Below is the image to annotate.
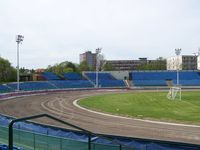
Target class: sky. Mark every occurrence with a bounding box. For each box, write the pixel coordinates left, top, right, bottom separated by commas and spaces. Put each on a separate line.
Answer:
0, 0, 200, 69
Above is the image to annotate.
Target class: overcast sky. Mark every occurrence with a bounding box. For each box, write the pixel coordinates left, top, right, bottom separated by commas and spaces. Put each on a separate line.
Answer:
1, 0, 200, 69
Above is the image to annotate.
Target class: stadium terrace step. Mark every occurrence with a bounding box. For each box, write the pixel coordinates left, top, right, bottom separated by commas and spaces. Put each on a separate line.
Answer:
132, 71, 200, 86
42, 72, 61, 80
85, 73, 125, 87
50, 80, 94, 89
0, 85, 13, 93
0, 144, 24, 150
63, 72, 83, 80
6, 82, 55, 91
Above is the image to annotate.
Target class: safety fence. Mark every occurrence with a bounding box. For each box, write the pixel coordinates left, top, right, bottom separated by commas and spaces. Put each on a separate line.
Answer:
0, 96, 200, 150
1, 120, 200, 150
0, 125, 132, 150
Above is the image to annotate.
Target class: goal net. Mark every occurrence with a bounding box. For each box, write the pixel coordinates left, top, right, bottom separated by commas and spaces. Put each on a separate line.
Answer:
167, 86, 181, 100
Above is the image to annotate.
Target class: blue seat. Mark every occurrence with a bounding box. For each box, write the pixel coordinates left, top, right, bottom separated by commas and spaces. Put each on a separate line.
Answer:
50, 80, 93, 89
132, 71, 200, 86
0, 85, 13, 93
7, 82, 55, 91
173, 79, 200, 86
134, 80, 167, 86
85, 73, 125, 87
132, 72, 176, 80
0, 144, 24, 150
98, 79, 125, 87
42, 72, 60, 80
63, 73, 83, 80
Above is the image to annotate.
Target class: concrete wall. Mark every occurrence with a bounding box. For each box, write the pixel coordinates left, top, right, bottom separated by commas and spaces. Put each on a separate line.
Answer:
167, 56, 182, 70
107, 71, 129, 80
83, 71, 129, 80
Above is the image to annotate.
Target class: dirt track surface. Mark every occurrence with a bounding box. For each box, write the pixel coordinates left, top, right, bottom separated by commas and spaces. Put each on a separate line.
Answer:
0, 89, 200, 144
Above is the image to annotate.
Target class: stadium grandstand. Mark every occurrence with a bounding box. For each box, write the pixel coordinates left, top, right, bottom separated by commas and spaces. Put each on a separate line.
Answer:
7, 81, 55, 91
50, 80, 93, 89
0, 72, 127, 93
84, 72, 126, 87
1, 71, 200, 93
63, 72, 83, 80
131, 71, 200, 86
1, 71, 200, 150
42, 72, 61, 80
0, 85, 13, 93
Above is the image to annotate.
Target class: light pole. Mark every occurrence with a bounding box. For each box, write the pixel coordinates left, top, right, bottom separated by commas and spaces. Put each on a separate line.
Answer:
175, 48, 181, 86
96, 48, 101, 88
16, 35, 24, 91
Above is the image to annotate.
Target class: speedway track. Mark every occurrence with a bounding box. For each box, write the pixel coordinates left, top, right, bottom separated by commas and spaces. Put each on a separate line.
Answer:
0, 89, 199, 144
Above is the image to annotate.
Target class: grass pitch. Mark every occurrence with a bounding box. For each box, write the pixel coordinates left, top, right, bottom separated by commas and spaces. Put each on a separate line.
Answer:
79, 91, 200, 124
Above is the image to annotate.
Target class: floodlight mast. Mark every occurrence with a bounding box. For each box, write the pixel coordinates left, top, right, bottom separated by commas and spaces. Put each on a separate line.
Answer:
16, 35, 24, 91
96, 48, 102, 88
175, 48, 181, 86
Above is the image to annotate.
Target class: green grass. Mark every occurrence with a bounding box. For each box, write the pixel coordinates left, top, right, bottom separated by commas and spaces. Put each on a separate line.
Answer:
78, 91, 200, 124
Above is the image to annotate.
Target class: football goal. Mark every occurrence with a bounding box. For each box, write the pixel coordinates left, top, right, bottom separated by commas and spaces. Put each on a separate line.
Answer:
167, 86, 181, 100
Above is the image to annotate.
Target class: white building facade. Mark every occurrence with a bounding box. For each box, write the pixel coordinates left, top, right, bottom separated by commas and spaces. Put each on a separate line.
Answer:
80, 51, 96, 69
197, 56, 200, 70
167, 55, 197, 70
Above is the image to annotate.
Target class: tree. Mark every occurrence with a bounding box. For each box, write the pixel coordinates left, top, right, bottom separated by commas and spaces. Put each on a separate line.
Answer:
155, 57, 166, 70
60, 61, 78, 72
46, 61, 78, 75
137, 57, 166, 70
0, 57, 16, 83
103, 62, 114, 71
78, 61, 90, 72
19, 67, 35, 75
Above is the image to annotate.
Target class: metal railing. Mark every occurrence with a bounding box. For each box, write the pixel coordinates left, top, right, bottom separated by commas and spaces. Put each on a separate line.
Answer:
8, 114, 133, 150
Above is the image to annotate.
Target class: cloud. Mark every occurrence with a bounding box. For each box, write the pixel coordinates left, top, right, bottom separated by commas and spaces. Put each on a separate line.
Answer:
0, 0, 200, 69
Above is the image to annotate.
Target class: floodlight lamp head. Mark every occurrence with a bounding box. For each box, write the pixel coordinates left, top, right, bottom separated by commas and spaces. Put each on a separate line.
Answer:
16, 35, 24, 43
175, 48, 181, 56
96, 48, 102, 54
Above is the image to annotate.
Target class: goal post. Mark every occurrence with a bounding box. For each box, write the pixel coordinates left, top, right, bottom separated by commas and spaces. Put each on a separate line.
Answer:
167, 86, 181, 100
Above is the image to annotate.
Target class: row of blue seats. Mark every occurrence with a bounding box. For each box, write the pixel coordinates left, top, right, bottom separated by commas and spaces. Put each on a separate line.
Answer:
85, 73, 125, 87
7, 82, 55, 91
50, 79, 125, 88
179, 72, 200, 80
42, 72, 61, 80
0, 79, 125, 93
133, 79, 200, 86
0, 144, 24, 150
132, 71, 200, 86
63, 73, 83, 80
42, 72, 84, 80
96, 80, 126, 87
132, 71, 200, 80
6, 80, 93, 91
50, 80, 93, 89
173, 80, 200, 86
134, 80, 167, 86
0, 85, 13, 93
132, 72, 176, 80
85, 73, 116, 81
